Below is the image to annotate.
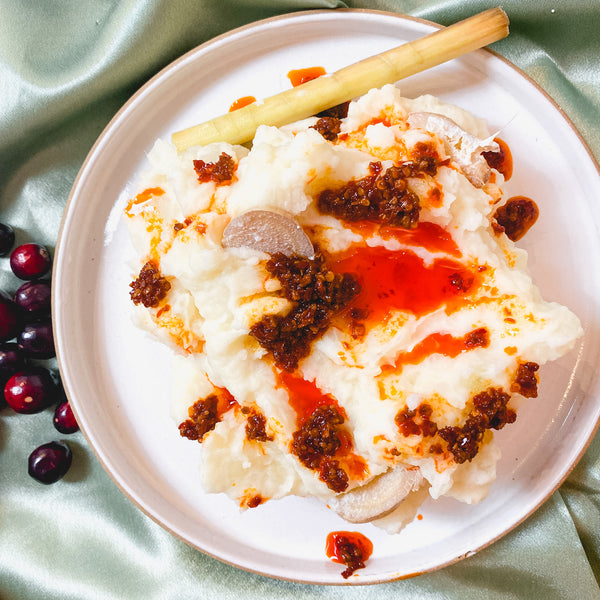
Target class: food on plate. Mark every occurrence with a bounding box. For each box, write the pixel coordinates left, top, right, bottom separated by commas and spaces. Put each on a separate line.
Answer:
124, 84, 582, 533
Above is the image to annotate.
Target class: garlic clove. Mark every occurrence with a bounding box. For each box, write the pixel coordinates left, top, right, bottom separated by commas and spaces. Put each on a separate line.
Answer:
328, 464, 423, 523
407, 111, 499, 188
222, 210, 314, 258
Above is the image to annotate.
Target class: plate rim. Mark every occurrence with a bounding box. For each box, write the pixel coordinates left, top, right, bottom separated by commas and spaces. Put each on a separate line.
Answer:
52, 7, 600, 585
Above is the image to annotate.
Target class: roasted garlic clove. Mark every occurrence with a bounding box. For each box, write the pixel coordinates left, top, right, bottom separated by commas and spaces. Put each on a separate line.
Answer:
328, 464, 424, 523
222, 210, 314, 258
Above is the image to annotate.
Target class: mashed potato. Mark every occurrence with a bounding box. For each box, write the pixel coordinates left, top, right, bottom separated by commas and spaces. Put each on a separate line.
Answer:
124, 85, 582, 531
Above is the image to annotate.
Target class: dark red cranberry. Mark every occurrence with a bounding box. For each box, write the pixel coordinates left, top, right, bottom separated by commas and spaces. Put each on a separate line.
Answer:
0, 343, 25, 406
4, 367, 56, 413
28, 441, 72, 484
0, 223, 15, 256
17, 319, 55, 359
0, 342, 26, 375
0, 291, 21, 342
10, 243, 51, 280
53, 401, 79, 434
14, 280, 51, 315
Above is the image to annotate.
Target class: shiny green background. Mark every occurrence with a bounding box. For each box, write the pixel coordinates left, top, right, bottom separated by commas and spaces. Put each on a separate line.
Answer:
1, 1, 599, 597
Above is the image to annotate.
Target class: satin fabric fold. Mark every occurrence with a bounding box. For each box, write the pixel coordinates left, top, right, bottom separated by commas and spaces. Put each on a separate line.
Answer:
1, 1, 599, 598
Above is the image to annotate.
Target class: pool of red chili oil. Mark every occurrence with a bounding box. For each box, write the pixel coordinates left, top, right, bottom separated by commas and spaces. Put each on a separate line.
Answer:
326, 531, 374, 579
329, 244, 480, 326
278, 371, 346, 425
382, 327, 490, 374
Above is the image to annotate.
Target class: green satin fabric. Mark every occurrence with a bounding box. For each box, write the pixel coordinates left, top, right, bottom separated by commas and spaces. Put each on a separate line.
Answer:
1, 1, 599, 597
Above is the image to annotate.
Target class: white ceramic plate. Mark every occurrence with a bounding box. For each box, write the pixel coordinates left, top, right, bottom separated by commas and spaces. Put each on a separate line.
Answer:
53, 10, 600, 584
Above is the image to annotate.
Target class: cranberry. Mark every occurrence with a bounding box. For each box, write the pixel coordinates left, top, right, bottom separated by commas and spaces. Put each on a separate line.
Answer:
17, 319, 55, 359
10, 243, 51, 280
4, 367, 56, 413
0, 342, 26, 375
53, 401, 79, 434
0, 343, 25, 406
0, 291, 21, 342
14, 280, 51, 315
0, 223, 15, 256
28, 441, 72, 484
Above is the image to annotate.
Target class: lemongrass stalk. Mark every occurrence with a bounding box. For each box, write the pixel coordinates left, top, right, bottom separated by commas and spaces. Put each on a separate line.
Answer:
172, 7, 509, 151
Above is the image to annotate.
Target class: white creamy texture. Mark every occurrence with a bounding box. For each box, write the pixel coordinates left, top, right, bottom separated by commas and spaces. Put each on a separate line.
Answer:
124, 84, 582, 528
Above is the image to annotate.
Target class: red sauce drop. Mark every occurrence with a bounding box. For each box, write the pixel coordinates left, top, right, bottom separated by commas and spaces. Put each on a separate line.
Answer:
366, 116, 392, 128
494, 196, 539, 242
287, 66, 326, 87
277, 371, 345, 425
330, 246, 479, 324
326, 531, 373, 578
229, 96, 256, 112
135, 187, 165, 203
483, 137, 513, 181
427, 186, 444, 208
215, 386, 239, 416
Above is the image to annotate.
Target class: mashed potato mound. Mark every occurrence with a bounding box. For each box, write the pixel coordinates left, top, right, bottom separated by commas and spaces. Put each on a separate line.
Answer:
124, 85, 582, 531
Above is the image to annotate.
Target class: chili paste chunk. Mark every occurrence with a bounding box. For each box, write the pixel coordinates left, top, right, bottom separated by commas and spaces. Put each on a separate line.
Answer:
291, 404, 349, 492
317, 158, 438, 229
129, 260, 171, 308
493, 197, 539, 242
250, 251, 359, 371
179, 395, 220, 442
193, 152, 236, 184
438, 387, 516, 464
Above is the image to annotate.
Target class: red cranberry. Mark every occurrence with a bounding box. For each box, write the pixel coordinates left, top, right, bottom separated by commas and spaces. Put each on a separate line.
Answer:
10, 243, 51, 280
53, 401, 79, 434
28, 441, 72, 484
14, 280, 51, 315
0, 343, 25, 406
0, 291, 21, 342
0, 223, 15, 256
0, 342, 26, 375
17, 319, 55, 359
4, 367, 56, 413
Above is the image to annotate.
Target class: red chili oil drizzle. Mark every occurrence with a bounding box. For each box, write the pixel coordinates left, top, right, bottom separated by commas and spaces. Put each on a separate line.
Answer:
379, 221, 462, 257
287, 66, 326, 87
347, 221, 460, 258
126, 187, 165, 212
326, 531, 373, 579
483, 137, 513, 181
277, 371, 345, 425
329, 245, 479, 325
383, 328, 489, 374
229, 96, 256, 112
